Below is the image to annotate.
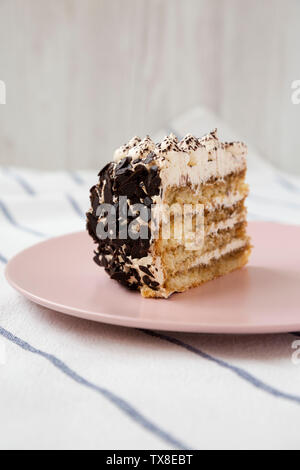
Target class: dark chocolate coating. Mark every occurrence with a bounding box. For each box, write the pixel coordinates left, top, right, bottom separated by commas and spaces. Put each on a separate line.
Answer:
86, 154, 162, 291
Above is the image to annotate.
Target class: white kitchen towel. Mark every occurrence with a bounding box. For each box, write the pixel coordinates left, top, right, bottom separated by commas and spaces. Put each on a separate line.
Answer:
0, 107, 300, 450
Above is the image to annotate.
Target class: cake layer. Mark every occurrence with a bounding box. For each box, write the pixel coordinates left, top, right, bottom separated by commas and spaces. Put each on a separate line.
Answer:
164, 245, 251, 295
205, 199, 246, 224
164, 171, 248, 206
87, 130, 251, 298
161, 224, 249, 275
141, 245, 251, 298
206, 208, 247, 233
158, 204, 247, 251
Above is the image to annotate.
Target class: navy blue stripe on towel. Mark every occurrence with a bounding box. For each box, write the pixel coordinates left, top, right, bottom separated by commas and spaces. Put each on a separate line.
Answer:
0, 200, 46, 238
69, 172, 85, 185
277, 175, 300, 194
66, 194, 86, 220
3, 168, 36, 196
0, 326, 189, 450
0, 253, 7, 264
142, 330, 300, 406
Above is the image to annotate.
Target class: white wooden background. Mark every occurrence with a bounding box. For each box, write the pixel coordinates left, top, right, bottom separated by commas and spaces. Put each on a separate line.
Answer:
0, 0, 299, 173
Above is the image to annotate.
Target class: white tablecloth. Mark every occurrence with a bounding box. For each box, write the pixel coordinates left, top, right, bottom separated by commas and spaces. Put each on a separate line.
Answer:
1, 108, 300, 450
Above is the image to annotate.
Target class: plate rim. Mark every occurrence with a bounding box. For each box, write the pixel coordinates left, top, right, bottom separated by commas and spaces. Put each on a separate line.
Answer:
5, 222, 300, 334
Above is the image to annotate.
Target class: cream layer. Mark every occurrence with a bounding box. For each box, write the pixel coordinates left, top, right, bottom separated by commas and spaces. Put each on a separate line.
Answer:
189, 238, 248, 268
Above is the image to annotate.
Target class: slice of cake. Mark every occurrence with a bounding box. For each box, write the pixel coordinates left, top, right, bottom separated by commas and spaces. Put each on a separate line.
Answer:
87, 130, 251, 298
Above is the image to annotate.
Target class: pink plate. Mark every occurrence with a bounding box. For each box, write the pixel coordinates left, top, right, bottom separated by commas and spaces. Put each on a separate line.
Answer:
5, 222, 300, 334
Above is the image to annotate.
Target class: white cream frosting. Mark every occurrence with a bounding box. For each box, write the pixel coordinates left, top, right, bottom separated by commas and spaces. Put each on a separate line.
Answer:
190, 238, 248, 268
114, 130, 247, 191
207, 212, 246, 236
205, 191, 247, 211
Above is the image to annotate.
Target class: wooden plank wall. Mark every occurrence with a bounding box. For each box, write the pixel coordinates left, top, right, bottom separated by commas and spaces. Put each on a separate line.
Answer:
0, 0, 299, 173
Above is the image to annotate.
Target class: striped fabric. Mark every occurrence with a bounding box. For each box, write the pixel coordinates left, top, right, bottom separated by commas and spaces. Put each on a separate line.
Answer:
1, 107, 300, 450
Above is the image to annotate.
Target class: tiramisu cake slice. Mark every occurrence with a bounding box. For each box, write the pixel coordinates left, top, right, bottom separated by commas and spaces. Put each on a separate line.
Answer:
87, 130, 251, 298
